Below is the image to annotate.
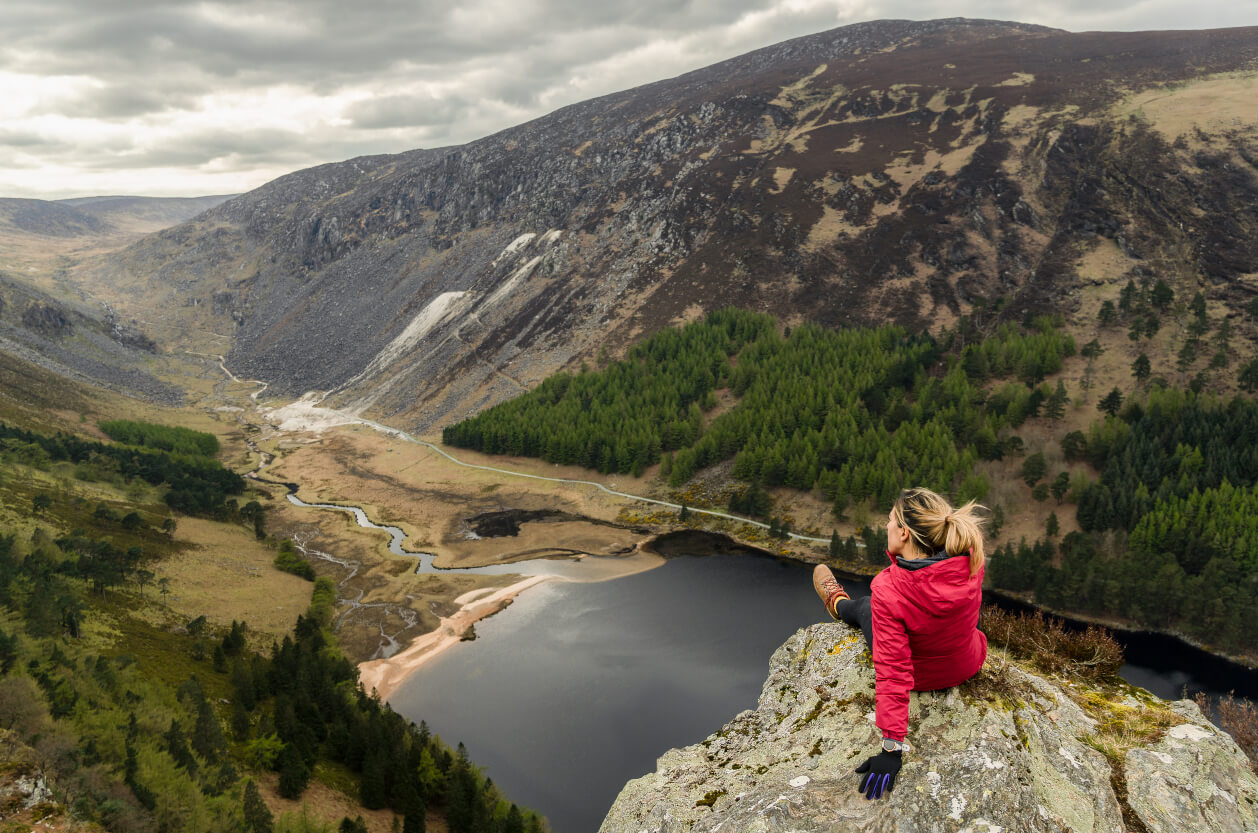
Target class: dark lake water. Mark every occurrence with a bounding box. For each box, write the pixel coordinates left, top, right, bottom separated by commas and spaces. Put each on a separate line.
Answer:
388, 552, 1257, 833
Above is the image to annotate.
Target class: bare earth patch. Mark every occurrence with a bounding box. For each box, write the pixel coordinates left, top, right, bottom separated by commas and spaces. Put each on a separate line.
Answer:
1119, 71, 1258, 140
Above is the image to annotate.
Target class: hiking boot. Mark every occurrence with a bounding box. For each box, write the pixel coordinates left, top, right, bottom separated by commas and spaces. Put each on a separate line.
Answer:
813, 564, 849, 620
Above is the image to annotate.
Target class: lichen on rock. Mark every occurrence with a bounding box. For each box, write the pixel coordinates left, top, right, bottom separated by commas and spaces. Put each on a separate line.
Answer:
599, 622, 1258, 833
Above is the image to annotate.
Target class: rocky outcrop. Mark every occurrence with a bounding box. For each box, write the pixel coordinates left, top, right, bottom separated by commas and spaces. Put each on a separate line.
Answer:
600, 623, 1258, 832
0, 274, 181, 404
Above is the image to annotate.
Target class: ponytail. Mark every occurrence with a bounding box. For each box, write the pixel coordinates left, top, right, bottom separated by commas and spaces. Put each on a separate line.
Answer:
944, 500, 987, 576
893, 489, 987, 576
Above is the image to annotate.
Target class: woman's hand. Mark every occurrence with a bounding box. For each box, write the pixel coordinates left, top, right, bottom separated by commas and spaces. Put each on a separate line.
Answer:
854, 749, 902, 799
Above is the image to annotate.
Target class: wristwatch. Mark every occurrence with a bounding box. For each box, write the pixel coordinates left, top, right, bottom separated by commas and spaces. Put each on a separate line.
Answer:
882, 738, 911, 754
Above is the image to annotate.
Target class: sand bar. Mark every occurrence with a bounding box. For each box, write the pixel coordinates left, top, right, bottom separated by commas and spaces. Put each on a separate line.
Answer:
358, 575, 551, 699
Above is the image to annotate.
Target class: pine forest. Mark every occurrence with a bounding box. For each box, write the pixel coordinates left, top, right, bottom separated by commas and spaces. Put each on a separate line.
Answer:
446, 307, 1258, 654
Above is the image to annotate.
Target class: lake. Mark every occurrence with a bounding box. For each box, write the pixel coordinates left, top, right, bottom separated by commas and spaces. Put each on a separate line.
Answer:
388, 550, 1256, 833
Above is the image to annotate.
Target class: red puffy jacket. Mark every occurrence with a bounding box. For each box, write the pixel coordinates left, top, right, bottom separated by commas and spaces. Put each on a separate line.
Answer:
870, 551, 987, 741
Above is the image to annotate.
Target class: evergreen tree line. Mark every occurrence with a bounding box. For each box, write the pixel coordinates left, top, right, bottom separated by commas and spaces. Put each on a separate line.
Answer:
99, 419, 221, 457
988, 389, 1258, 652
444, 308, 776, 474
0, 532, 546, 833
445, 310, 1075, 514
445, 306, 1258, 652
0, 422, 245, 518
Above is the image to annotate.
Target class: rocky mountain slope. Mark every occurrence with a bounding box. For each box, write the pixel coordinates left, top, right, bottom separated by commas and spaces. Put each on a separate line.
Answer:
0, 272, 182, 404
67, 19, 1258, 430
599, 622, 1258, 833
0, 193, 235, 402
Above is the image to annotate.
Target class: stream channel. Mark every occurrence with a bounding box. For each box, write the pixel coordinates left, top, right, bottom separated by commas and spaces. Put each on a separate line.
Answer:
285, 493, 1258, 833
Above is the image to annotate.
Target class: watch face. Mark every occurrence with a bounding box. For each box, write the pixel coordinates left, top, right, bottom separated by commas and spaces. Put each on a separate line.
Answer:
882, 739, 898, 752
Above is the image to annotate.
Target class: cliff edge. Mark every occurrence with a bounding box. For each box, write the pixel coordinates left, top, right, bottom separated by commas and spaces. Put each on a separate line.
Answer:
600, 623, 1257, 832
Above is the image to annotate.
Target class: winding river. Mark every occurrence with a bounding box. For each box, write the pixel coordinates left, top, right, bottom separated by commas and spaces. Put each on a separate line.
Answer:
225, 381, 1255, 832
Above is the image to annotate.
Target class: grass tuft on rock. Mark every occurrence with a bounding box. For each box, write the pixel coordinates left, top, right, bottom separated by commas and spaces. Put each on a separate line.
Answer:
981, 606, 1124, 681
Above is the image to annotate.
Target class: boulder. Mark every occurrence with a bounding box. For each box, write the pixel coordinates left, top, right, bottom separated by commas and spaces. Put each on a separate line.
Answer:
600, 623, 1258, 833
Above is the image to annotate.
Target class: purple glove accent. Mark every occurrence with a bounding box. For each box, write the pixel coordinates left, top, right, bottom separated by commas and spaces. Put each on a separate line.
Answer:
854, 750, 902, 800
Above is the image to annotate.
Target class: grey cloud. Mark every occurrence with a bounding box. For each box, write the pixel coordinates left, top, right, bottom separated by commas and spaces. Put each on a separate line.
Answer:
1, 0, 1249, 198
0, 130, 58, 148
35, 85, 194, 120
140, 128, 311, 168
343, 94, 473, 130
3, 0, 775, 87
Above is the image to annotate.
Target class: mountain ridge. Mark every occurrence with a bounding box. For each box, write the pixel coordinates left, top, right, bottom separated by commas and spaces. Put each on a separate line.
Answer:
50, 19, 1258, 431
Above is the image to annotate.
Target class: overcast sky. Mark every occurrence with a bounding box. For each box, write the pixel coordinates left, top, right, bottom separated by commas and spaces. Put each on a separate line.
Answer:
1, 0, 1252, 200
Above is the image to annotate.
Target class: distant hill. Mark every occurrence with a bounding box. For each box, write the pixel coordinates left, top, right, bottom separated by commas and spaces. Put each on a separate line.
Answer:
0, 197, 112, 238
55, 193, 236, 233
0, 193, 234, 400
0, 193, 234, 238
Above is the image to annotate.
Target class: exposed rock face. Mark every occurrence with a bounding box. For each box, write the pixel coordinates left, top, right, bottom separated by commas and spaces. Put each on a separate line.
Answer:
1126, 719, 1258, 833
599, 623, 1258, 833
0, 275, 180, 404
69, 20, 1258, 427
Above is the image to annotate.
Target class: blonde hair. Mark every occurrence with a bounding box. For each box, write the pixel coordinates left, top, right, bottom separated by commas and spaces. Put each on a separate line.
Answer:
891, 487, 987, 576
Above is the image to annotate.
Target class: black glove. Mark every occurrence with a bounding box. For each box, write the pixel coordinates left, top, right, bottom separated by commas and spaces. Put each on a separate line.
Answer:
855, 750, 902, 800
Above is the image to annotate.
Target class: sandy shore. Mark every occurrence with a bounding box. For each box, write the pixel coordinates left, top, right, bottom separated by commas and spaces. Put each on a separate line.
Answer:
358, 575, 552, 699
356, 550, 669, 699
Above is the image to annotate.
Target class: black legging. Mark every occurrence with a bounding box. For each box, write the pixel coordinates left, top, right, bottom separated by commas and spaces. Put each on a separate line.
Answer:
835, 595, 874, 653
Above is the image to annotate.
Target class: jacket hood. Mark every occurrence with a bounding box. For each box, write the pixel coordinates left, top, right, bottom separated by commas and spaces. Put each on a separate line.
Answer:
884, 550, 981, 617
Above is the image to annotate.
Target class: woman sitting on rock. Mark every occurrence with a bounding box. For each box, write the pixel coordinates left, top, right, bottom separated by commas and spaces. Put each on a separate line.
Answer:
812, 486, 988, 801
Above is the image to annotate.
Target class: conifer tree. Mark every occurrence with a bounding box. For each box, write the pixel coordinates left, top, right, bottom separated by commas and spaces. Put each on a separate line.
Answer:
165, 719, 198, 775
1051, 472, 1071, 504
504, 806, 525, 833
277, 742, 310, 799
1098, 301, 1117, 327
231, 662, 257, 711
1118, 280, 1137, 314
231, 698, 251, 741
1189, 291, 1207, 320
1044, 381, 1068, 421
1239, 359, 1258, 393
444, 745, 476, 833
192, 698, 226, 763
242, 780, 274, 833
1151, 279, 1174, 311
124, 737, 157, 810
1098, 388, 1124, 417
359, 748, 388, 809
1021, 453, 1047, 487
403, 796, 426, 833
1132, 353, 1151, 384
